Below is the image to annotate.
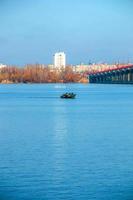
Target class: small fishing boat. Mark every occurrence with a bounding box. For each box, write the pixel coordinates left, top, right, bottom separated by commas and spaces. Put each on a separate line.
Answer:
60, 93, 76, 99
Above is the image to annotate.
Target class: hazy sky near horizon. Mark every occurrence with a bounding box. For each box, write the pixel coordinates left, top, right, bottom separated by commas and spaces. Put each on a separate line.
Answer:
0, 0, 133, 65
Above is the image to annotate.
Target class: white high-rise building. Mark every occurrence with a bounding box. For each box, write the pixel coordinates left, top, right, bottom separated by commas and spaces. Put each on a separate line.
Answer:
54, 52, 66, 69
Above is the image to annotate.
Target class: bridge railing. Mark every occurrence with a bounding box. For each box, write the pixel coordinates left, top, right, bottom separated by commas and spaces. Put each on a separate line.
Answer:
86, 64, 133, 75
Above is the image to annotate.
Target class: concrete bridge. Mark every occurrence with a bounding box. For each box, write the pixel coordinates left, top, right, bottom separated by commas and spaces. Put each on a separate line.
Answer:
88, 65, 133, 84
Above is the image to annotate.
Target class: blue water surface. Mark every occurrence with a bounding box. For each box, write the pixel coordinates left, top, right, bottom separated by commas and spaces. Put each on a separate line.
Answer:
0, 84, 133, 200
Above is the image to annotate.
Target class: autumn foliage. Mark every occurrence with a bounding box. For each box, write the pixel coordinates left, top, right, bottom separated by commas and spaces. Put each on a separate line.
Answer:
0, 65, 85, 83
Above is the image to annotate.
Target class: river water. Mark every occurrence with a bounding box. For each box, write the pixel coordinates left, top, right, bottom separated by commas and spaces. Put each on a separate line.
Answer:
0, 84, 133, 200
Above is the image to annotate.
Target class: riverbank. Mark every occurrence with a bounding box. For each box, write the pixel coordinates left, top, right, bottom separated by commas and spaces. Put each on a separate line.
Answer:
0, 78, 89, 84
0, 66, 89, 84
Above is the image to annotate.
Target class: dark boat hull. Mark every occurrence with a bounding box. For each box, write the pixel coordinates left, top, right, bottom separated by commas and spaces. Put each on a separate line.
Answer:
60, 93, 76, 99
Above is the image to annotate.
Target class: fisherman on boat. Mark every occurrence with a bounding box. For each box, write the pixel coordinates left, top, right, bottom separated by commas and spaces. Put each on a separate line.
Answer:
60, 92, 76, 99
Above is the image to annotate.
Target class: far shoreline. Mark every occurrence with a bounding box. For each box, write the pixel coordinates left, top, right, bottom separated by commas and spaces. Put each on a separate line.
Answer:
0, 82, 89, 85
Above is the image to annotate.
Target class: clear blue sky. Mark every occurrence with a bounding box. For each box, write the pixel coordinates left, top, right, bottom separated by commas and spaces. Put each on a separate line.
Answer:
0, 0, 133, 65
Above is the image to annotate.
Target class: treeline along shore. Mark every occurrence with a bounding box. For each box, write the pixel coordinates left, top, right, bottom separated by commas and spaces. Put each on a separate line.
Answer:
0, 65, 88, 84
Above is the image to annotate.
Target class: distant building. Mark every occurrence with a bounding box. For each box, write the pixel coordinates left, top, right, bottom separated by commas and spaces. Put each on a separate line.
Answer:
73, 65, 90, 73
72, 64, 119, 73
54, 52, 66, 69
0, 63, 6, 68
